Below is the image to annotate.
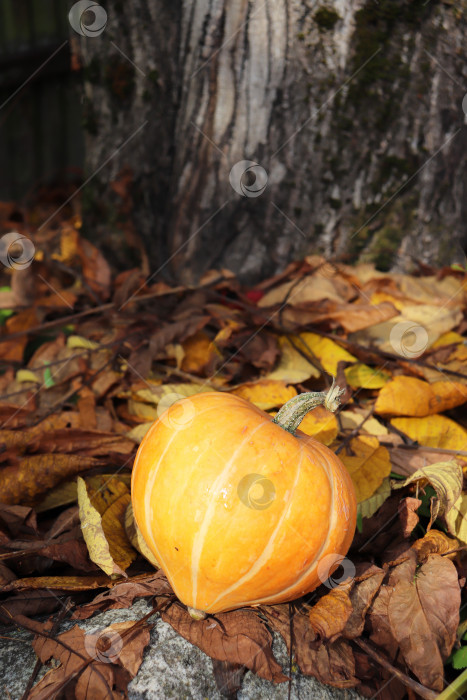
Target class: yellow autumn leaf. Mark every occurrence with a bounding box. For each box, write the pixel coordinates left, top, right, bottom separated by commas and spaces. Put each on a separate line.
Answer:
357, 478, 391, 519
446, 494, 467, 546
125, 503, 159, 569
269, 404, 338, 445
375, 376, 467, 417
370, 291, 406, 312
213, 318, 243, 343
298, 405, 338, 445
450, 342, 467, 363
339, 436, 392, 502
298, 332, 357, 375
127, 422, 153, 443
15, 369, 41, 384
181, 332, 220, 373
127, 400, 160, 420
339, 410, 388, 436
344, 363, 391, 389
53, 225, 79, 264
392, 461, 463, 527
165, 342, 185, 369
265, 336, 320, 383
231, 380, 296, 410
432, 331, 465, 348
67, 335, 99, 350
390, 415, 467, 451
77, 476, 137, 577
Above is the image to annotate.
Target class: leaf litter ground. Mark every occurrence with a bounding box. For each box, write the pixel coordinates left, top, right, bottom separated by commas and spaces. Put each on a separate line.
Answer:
0, 203, 467, 699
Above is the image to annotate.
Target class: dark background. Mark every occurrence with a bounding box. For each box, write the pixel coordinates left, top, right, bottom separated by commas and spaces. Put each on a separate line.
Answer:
0, 0, 82, 200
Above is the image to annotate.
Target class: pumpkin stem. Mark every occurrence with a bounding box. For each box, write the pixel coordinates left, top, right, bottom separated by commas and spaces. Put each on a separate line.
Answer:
272, 377, 345, 435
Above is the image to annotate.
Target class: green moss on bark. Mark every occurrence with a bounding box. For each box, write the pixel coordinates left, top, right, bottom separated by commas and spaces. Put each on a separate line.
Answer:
313, 7, 340, 30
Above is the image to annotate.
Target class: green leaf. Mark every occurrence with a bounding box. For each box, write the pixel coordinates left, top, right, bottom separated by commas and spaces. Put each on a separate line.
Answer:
43, 366, 55, 388
0, 308, 14, 325
451, 646, 467, 670
417, 485, 437, 519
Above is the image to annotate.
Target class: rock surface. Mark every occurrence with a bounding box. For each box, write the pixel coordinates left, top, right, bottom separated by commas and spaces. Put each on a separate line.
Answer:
1, 599, 362, 699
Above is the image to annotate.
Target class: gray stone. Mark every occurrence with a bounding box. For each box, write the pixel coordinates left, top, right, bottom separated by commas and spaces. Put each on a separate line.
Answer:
0, 599, 362, 699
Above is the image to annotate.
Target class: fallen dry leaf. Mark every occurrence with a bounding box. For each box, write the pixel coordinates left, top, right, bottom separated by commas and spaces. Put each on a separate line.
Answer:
339, 436, 392, 502
412, 529, 458, 561
387, 551, 460, 691
31, 618, 151, 699
162, 604, 287, 683
72, 571, 172, 619
231, 380, 296, 410
343, 566, 385, 639
0, 454, 104, 506
297, 404, 339, 445
308, 582, 353, 642
297, 332, 357, 376
0, 308, 38, 362
446, 494, 467, 546
339, 409, 388, 436
392, 460, 463, 528
398, 496, 422, 537
0, 574, 112, 592
181, 331, 221, 373
124, 502, 160, 568
263, 604, 358, 688
325, 302, 399, 333
357, 478, 392, 520
258, 273, 346, 307
390, 414, 467, 451
344, 363, 391, 389
77, 477, 137, 577
375, 376, 467, 416
264, 336, 320, 383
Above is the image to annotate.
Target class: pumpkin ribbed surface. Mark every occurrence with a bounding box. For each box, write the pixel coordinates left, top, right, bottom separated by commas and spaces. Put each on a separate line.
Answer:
131, 391, 356, 614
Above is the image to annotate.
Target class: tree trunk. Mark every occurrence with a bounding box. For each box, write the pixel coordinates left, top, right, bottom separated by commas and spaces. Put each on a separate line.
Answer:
80, 0, 467, 283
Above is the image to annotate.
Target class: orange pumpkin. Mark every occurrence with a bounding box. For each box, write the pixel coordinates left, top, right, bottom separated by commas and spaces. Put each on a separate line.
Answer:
131, 380, 356, 618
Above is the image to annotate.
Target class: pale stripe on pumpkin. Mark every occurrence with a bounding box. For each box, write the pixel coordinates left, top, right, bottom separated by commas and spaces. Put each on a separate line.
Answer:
191, 418, 271, 608
240, 441, 336, 606
208, 440, 305, 609
141, 402, 220, 582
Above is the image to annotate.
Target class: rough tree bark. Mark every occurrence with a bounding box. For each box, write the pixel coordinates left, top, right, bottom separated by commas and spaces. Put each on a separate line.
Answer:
79, 0, 467, 283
